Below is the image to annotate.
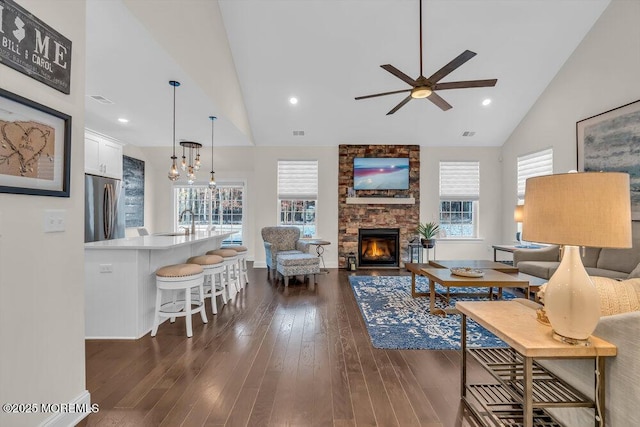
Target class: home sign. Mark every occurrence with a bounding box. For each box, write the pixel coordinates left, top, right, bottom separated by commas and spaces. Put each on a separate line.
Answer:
0, 0, 72, 94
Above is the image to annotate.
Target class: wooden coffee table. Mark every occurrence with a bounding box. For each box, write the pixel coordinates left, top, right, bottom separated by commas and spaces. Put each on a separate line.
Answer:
419, 267, 529, 316
429, 259, 518, 273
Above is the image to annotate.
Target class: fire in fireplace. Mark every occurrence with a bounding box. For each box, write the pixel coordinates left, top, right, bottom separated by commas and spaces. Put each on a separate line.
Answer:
358, 228, 400, 268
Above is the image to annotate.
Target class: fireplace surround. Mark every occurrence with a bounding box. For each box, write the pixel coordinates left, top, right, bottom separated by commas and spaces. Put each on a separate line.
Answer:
338, 145, 420, 268
358, 228, 400, 268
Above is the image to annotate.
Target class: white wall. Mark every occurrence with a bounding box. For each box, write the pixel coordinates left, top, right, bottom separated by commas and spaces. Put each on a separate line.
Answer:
252, 146, 340, 268
138, 145, 258, 256
140, 144, 505, 267
137, 146, 340, 267
0, 1, 88, 426
500, 0, 640, 241
420, 147, 503, 260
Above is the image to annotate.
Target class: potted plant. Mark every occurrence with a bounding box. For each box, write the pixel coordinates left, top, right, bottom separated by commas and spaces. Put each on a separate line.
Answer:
417, 222, 440, 248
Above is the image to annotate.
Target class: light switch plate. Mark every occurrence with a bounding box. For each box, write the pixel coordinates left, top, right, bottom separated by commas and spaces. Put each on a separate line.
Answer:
44, 209, 66, 232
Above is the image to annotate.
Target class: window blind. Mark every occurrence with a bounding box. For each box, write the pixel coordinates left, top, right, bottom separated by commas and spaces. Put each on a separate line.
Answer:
439, 161, 480, 200
517, 148, 553, 198
277, 160, 318, 200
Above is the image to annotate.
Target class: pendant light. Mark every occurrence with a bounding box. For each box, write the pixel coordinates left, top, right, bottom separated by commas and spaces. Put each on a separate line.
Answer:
208, 116, 217, 189
168, 80, 181, 181
179, 140, 202, 185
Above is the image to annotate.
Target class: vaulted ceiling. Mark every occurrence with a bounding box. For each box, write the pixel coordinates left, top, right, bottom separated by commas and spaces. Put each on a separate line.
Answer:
85, 0, 610, 148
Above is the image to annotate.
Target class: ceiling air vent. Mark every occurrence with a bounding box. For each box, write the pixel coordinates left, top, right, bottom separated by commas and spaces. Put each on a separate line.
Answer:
89, 95, 114, 104
462, 131, 476, 137
292, 130, 305, 136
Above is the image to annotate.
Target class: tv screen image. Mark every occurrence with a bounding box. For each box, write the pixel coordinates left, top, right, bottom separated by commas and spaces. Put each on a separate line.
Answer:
353, 157, 410, 190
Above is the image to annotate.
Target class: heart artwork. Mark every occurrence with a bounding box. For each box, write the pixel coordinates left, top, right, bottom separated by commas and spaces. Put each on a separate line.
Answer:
0, 120, 55, 180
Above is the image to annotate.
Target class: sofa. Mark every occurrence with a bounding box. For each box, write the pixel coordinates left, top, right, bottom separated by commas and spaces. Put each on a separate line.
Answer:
513, 222, 640, 280
529, 277, 640, 426
261, 226, 311, 280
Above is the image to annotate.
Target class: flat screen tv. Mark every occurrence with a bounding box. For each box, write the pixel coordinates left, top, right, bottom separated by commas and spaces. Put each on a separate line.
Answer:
353, 157, 410, 190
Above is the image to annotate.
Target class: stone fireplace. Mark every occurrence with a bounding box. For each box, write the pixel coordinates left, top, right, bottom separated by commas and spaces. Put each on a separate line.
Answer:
358, 228, 400, 268
338, 145, 420, 268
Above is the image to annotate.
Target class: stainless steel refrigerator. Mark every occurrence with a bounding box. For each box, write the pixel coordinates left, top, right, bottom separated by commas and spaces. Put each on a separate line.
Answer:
85, 174, 125, 242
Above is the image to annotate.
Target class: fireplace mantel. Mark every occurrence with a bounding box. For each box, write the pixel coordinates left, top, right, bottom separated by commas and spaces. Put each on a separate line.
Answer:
345, 197, 415, 205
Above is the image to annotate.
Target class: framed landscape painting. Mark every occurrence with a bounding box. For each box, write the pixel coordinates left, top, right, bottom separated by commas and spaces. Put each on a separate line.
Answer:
577, 99, 640, 220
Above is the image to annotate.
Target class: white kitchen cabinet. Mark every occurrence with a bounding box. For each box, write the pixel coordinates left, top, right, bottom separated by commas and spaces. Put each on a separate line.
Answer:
84, 130, 123, 179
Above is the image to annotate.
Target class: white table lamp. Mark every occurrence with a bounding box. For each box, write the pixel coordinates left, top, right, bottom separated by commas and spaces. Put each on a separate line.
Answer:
523, 172, 631, 345
514, 204, 524, 244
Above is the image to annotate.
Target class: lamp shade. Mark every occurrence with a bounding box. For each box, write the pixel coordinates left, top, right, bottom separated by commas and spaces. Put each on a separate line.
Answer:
522, 172, 631, 248
523, 172, 632, 343
513, 205, 524, 223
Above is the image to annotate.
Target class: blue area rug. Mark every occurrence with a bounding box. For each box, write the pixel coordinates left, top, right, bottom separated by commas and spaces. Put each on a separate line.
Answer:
349, 275, 513, 350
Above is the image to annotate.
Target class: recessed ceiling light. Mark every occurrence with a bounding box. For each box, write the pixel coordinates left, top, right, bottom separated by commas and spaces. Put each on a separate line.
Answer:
482, 98, 492, 106
289, 97, 298, 105
117, 118, 129, 123
89, 95, 114, 104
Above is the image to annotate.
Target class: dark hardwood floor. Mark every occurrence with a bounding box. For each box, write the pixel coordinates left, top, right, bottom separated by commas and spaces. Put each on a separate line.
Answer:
79, 265, 489, 426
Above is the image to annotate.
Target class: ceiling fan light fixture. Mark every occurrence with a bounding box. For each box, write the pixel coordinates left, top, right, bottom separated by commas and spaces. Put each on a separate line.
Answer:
411, 86, 432, 99
355, 0, 497, 114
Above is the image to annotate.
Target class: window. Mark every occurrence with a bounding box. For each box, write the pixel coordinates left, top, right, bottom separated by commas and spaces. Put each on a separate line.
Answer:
174, 182, 245, 243
439, 161, 480, 238
516, 149, 552, 236
517, 148, 553, 201
278, 160, 318, 237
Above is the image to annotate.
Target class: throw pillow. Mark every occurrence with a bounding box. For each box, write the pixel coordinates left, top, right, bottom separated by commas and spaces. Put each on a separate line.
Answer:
537, 276, 640, 316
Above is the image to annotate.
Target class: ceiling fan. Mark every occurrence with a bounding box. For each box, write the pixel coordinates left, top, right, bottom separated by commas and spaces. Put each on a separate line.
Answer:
355, 0, 497, 114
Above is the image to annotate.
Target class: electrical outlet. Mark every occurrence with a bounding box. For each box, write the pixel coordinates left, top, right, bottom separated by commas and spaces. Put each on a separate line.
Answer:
99, 264, 113, 273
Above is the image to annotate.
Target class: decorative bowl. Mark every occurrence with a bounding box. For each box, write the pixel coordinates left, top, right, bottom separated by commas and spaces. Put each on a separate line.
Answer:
450, 267, 485, 278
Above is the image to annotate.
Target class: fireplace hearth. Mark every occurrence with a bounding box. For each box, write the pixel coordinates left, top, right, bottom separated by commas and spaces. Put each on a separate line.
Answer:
358, 228, 400, 268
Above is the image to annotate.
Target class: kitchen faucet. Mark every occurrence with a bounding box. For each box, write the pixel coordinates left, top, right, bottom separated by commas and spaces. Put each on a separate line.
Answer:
179, 209, 196, 235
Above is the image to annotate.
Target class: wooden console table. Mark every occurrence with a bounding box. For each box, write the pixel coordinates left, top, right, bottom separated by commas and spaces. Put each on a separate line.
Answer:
457, 301, 616, 427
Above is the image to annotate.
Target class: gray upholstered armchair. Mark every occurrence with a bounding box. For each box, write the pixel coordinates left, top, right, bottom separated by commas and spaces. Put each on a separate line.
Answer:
261, 226, 311, 279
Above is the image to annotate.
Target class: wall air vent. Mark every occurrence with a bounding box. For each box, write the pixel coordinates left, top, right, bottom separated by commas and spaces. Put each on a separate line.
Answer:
462, 131, 476, 137
293, 130, 305, 136
89, 95, 114, 104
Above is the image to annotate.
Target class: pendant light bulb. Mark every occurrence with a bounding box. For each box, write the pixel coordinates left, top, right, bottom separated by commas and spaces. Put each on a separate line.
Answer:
194, 152, 201, 171
168, 156, 180, 181
168, 80, 181, 181
209, 171, 216, 190
181, 155, 187, 171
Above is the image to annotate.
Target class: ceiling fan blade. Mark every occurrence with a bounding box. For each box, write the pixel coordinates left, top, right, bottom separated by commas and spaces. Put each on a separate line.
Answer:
426, 50, 477, 84
381, 64, 417, 86
434, 79, 498, 90
427, 92, 452, 111
386, 95, 413, 115
355, 89, 412, 100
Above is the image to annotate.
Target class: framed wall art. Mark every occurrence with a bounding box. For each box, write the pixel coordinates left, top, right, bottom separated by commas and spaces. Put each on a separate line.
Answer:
123, 155, 145, 227
0, 88, 71, 197
577, 99, 640, 220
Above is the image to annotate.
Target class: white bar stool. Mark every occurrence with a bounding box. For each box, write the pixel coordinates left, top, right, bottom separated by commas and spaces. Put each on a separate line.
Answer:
221, 245, 249, 287
187, 254, 228, 315
206, 249, 240, 298
151, 263, 207, 338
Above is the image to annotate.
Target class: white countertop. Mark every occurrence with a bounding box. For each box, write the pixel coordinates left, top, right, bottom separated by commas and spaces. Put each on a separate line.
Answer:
85, 231, 234, 250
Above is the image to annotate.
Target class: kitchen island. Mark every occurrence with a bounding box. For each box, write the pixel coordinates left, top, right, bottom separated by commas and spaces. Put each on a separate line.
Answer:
85, 231, 233, 339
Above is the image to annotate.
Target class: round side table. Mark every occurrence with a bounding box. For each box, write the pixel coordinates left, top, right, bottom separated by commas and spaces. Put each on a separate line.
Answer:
305, 239, 331, 274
